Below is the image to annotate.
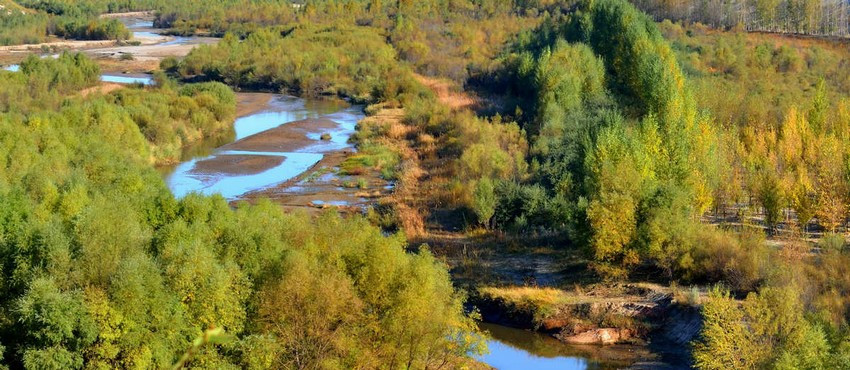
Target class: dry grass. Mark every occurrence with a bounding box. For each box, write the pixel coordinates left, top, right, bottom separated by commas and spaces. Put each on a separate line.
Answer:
80, 82, 125, 97
361, 105, 429, 237
479, 286, 572, 308
413, 74, 477, 111
743, 30, 850, 51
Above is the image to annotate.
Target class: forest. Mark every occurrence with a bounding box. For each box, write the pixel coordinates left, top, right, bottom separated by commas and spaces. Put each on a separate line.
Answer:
0, 0, 849, 368
0, 52, 481, 368
633, 0, 850, 36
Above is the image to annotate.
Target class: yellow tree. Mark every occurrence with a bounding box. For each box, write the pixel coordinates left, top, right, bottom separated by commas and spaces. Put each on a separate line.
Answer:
814, 135, 848, 232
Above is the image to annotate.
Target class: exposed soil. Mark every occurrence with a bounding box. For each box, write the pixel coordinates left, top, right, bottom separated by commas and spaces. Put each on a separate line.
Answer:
221, 118, 338, 153
0, 15, 219, 74
80, 82, 126, 97
191, 154, 284, 176
183, 91, 385, 214
88, 35, 218, 62
0, 39, 119, 53
236, 93, 273, 117
99, 11, 155, 18
97, 58, 161, 73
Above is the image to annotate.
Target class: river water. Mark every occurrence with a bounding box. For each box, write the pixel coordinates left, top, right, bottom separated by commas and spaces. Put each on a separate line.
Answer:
163, 96, 363, 199
478, 323, 649, 369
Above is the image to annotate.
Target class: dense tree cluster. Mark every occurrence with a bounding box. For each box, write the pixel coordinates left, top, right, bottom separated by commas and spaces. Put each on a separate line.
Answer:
4, 0, 850, 368
481, 0, 722, 279
153, 0, 551, 81
173, 24, 418, 103
0, 3, 47, 45
0, 0, 133, 45
659, 20, 850, 127
153, 0, 297, 37
3, 54, 235, 165
468, 1, 850, 367
694, 248, 850, 369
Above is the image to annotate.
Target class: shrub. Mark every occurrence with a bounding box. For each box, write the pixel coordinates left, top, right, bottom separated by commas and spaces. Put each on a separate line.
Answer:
689, 228, 768, 292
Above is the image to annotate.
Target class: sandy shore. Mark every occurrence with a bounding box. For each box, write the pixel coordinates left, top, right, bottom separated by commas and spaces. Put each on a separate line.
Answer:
221, 118, 337, 153
236, 93, 273, 117
89, 36, 218, 59
80, 82, 125, 97
99, 11, 154, 18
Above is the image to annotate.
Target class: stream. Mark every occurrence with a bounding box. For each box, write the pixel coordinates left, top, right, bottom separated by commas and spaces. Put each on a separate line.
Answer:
162, 96, 363, 199
1, 17, 647, 369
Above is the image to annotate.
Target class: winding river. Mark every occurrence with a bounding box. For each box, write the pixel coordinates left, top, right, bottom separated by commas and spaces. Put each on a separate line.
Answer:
163, 96, 363, 199
0, 17, 646, 369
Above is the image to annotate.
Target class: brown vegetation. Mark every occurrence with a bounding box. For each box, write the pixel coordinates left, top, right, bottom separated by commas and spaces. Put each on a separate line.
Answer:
413, 74, 477, 111
79, 82, 125, 96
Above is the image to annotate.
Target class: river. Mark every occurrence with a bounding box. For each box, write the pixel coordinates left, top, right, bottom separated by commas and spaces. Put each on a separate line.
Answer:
1, 18, 647, 369
162, 95, 363, 199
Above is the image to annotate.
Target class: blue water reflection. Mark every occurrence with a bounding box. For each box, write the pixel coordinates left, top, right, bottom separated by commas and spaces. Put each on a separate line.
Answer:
167, 152, 323, 199
100, 74, 154, 85
479, 338, 590, 370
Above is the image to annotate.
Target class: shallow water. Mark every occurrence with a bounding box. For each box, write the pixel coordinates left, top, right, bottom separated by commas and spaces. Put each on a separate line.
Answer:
127, 20, 154, 29
233, 96, 349, 140
477, 323, 641, 370
158, 36, 193, 46
167, 151, 324, 199
132, 31, 162, 39
100, 74, 154, 85
163, 94, 365, 199
311, 200, 351, 207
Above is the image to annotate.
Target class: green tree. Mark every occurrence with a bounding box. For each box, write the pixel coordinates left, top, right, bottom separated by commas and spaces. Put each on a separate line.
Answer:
16, 278, 97, 370
694, 285, 831, 369
471, 178, 497, 227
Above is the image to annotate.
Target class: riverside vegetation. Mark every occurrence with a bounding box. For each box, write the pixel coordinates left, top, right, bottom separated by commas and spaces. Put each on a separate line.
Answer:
2, 0, 850, 369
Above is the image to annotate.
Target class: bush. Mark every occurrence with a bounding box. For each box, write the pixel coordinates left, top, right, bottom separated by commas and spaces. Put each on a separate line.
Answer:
817, 233, 846, 252
471, 178, 497, 227
688, 228, 768, 292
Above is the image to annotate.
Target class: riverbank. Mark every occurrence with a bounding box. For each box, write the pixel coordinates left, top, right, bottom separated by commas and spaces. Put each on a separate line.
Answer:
236, 92, 273, 117
0, 13, 219, 74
